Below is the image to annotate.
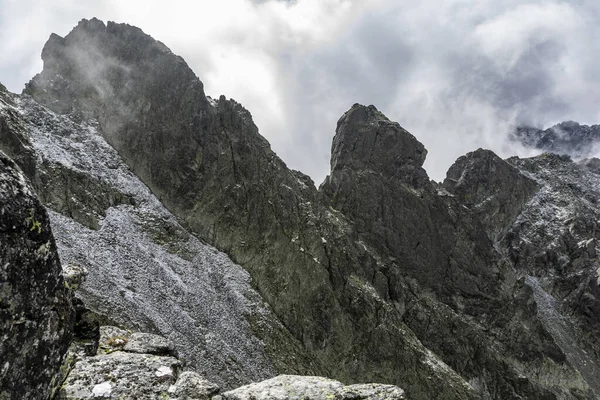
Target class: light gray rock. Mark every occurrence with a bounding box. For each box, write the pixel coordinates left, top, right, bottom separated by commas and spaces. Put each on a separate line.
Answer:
59, 351, 180, 399
97, 326, 129, 355
343, 383, 407, 399
220, 375, 405, 400
63, 264, 88, 292
123, 332, 176, 356
168, 371, 220, 399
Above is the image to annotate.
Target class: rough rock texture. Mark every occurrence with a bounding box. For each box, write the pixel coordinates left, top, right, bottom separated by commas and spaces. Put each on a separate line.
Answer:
61, 326, 224, 399
503, 154, 600, 396
220, 375, 405, 400
0, 151, 73, 399
0, 85, 36, 176
514, 121, 600, 159
123, 332, 177, 356
60, 351, 181, 399
6, 17, 600, 400
444, 148, 540, 240
168, 371, 220, 399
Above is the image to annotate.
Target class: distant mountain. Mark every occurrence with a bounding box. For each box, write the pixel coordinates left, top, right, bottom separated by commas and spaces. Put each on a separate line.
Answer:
514, 121, 600, 158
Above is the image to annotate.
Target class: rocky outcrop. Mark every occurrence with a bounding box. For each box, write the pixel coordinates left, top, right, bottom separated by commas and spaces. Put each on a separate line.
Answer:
219, 375, 405, 400
0, 85, 36, 176
62, 328, 404, 400
60, 326, 185, 399
444, 148, 539, 241
502, 154, 600, 396
0, 151, 73, 399
4, 90, 316, 389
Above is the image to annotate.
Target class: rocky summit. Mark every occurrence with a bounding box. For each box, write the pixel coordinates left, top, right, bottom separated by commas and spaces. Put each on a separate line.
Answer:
514, 121, 600, 160
1, 18, 600, 399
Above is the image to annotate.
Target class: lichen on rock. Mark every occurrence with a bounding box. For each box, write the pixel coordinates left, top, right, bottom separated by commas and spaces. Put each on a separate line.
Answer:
0, 151, 73, 399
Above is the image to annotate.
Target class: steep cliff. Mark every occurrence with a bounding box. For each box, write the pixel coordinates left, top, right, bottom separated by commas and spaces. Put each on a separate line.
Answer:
0, 151, 73, 399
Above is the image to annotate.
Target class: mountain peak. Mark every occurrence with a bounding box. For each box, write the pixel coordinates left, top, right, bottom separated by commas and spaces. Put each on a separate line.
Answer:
513, 120, 600, 159
330, 103, 427, 183
25, 18, 198, 116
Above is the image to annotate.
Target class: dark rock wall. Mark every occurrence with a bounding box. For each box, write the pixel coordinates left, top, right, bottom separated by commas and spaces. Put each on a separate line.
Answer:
0, 152, 73, 399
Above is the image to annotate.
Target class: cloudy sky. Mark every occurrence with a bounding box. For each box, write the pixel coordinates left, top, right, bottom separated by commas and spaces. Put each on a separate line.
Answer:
1, 0, 599, 182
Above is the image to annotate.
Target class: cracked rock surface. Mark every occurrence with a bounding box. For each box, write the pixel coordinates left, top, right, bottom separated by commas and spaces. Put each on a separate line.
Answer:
0, 151, 73, 399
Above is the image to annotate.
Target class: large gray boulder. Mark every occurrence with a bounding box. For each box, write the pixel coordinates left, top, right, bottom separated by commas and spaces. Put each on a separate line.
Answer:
59, 351, 180, 399
220, 375, 405, 400
61, 326, 220, 399
0, 151, 73, 399
168, 371, 220, 399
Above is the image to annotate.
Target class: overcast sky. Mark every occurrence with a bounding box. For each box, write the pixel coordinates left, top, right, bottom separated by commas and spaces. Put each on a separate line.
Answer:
1, 0, 599, 182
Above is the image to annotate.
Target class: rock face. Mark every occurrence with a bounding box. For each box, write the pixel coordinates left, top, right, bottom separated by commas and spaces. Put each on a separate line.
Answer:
444, 148, 540, 240
3, 17, 600, 400
0, 151, 73, 399
514, 121, 600, 159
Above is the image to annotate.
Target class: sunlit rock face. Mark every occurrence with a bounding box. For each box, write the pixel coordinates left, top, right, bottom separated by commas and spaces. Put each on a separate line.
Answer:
2, 17, 600, 399
0, 150, 73, 400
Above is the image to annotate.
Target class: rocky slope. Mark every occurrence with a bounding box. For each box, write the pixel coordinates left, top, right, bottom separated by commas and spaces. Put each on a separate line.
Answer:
514, 121, 600, 159
1, 76, 315, 390
1, 17, 600, 399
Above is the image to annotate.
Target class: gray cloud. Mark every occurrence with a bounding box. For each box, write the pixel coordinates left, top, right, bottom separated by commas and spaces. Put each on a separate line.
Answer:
1, 0, 599, 182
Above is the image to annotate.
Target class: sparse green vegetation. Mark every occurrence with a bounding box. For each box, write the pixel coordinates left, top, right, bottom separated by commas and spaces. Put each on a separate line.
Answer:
26, 209, 42, 234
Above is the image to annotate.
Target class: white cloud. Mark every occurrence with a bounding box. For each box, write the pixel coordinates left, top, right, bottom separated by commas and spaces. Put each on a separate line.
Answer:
1, 0, 599, 182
